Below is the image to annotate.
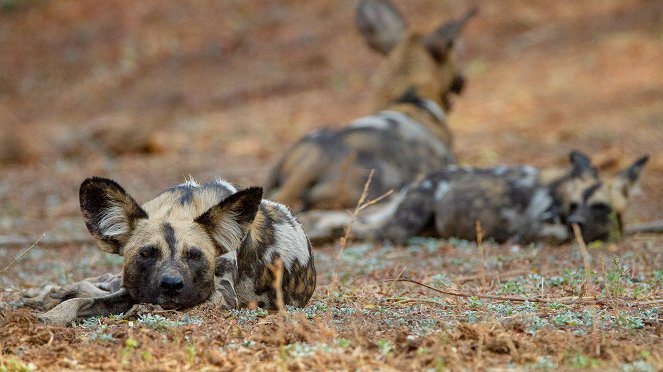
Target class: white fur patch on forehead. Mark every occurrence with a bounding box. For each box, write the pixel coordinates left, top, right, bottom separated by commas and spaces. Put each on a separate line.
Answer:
98, 205, 131, 237
215, 179, 237, 193
179, 176, 200, 188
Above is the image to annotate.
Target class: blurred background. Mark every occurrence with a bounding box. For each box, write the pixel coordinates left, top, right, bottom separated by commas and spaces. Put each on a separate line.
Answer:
0, 0, 662, 241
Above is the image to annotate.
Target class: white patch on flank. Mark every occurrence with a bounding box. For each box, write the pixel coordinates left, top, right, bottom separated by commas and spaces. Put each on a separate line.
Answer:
493, 165, 509, 176
515, 166, 538, 188
214, 179, 237, 193
98, 205, 130, 237
261, 199, 296, 220
526, 188, 553, 220
434, 181, 451, 201
350, 114, 391, 130
420, 99, 446, 123
263, 221, 309, 270
421, 180, 433, 189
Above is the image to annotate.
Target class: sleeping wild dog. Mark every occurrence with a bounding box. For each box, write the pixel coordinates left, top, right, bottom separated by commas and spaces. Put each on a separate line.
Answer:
265, 0, 477, 211
36, 177, 316, 324
298, 151, 649, 244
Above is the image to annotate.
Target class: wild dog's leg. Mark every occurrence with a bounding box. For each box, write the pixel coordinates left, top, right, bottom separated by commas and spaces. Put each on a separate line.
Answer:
39, 288, 134, 326
267, 143, 325, 211
23, 273, 123, 310
206, 251, 238, 310
375, 175, 442, 244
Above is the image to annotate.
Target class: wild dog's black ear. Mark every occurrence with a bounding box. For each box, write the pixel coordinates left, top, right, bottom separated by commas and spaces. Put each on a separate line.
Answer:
356, 0, 407, 55
616, 155, 649, 196
80, 177, 147, 255
569, 150, 597, 177
424, 7, 478, 63
195, 187, 263, 255
619, 155, 649, 183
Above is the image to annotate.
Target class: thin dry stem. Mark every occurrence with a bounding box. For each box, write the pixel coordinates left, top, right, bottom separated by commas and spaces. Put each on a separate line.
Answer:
476, 220, 486, 289
267, 258, 285, 314
572, 223, 594, 296
0, 233, 45, 275
385, 277, 663, 307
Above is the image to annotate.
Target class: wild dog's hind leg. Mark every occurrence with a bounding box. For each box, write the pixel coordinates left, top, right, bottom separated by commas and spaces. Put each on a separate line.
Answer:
374, 175, 442, 244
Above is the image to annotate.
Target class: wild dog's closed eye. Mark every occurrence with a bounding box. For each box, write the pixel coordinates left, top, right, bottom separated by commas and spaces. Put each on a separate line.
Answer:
186, 247, 203, 261
139, 245, 158, 259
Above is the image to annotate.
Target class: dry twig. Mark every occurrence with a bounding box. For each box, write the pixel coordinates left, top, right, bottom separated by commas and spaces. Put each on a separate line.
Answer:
0, 234, 45, 275
385, 277, 663, 307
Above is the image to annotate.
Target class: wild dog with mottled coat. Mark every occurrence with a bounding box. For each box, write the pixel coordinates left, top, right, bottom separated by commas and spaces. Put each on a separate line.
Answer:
299, 152, 649, 244
265, 0, 477, 211
36, 177, 316, 324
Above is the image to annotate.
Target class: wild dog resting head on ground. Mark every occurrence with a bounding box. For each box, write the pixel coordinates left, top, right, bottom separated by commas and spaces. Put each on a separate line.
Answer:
265, 0, 477, 211
299, 151, 649, 245
34, 177, 316, 325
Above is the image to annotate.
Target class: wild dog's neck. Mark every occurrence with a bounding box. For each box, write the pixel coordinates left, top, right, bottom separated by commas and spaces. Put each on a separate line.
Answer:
384, 87, 452, 147
390, 87, 446, 124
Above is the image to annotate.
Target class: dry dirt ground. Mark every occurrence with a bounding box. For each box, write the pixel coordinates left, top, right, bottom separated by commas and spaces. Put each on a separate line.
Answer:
0, 0, 662, 370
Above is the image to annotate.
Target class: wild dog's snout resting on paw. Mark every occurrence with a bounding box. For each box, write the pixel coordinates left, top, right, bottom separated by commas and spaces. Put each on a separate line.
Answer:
299, 151, 649, 245
37, 177, 316, 325
265, 0, 477, 211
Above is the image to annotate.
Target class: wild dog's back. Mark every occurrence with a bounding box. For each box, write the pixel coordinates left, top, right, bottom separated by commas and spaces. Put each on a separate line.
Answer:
265, 1, 476, 211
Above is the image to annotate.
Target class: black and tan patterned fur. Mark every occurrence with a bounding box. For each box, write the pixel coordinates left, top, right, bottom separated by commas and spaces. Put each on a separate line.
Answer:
299, 152, 648, 244
265, 0, 477, 211
36, 177, 315, 323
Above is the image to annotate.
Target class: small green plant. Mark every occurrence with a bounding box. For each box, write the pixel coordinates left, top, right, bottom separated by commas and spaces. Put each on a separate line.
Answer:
136, 314, 202, 330
567, 353, 600, 369
467, 296, 484, 309
430, 273, 453, 287
606, 257, 629, 298
185, 345, 196, 363
498, 280, 525, 295
529, 355, 557, 371
0, 357, 36, 372
547, 303, 568, 310
120, 337, 139, 366
376, 339, 393, 357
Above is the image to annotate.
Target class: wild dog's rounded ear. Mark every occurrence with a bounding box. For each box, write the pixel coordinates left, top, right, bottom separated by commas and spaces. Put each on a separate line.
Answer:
620, 155, 649, 183
569, 150, 597, 177
356, 0, 407, 55
616, 155, 649, 197
79, 177, 147, 255
195, 187, 263, 255
424, 7, 478, 63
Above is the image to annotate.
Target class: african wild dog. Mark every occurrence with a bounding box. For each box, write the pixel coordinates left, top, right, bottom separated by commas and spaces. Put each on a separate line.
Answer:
298, 151, 648, 245
568, 155, 649, 242
36, 177, 316, 324
265, 0, 477, 211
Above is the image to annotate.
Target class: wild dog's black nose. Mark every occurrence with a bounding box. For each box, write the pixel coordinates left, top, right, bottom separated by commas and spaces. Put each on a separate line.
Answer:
160, 275, 184, 295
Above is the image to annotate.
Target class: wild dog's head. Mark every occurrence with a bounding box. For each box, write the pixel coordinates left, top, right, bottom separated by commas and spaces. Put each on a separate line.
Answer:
79, 177, 262, 309
357, 0, 477, 110
568, 155, 649, 242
